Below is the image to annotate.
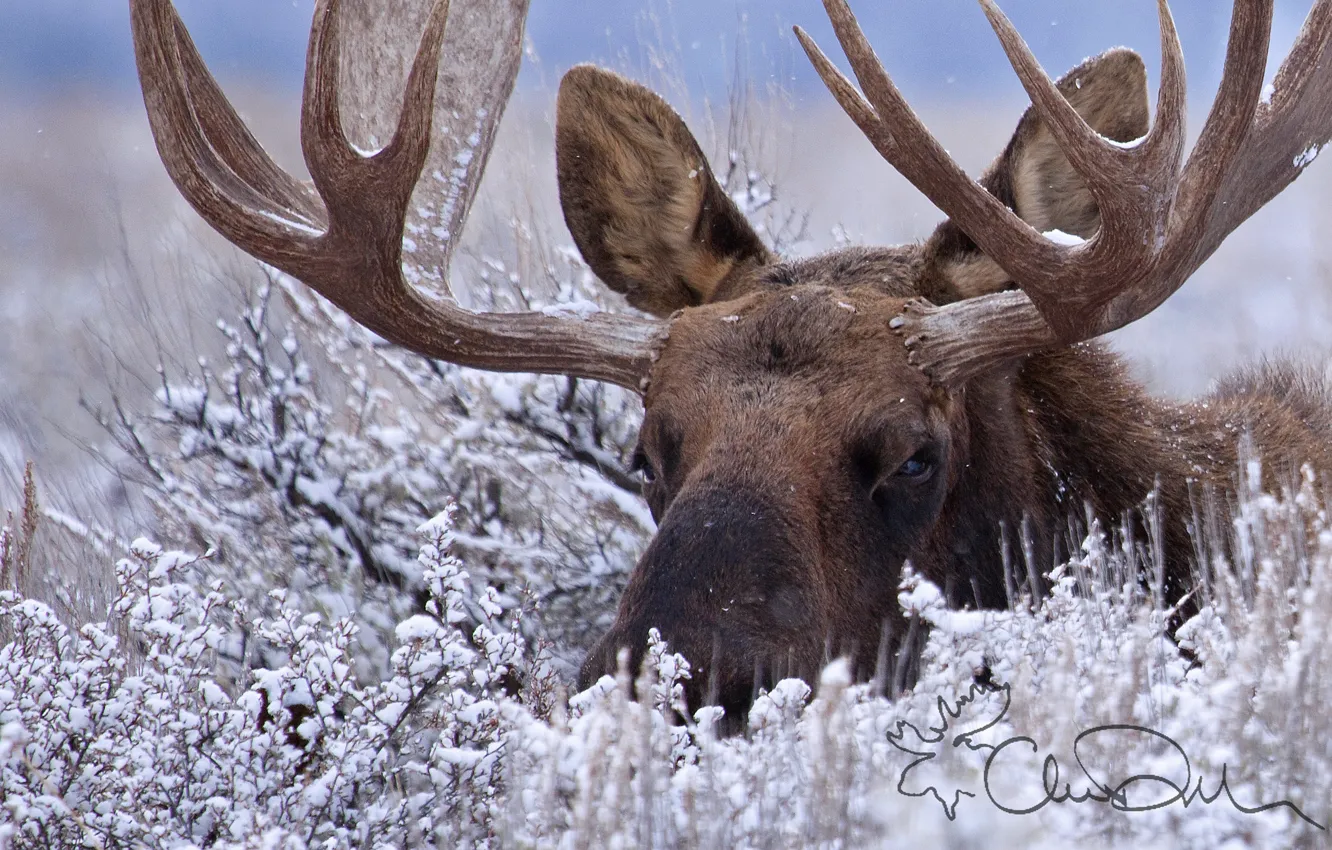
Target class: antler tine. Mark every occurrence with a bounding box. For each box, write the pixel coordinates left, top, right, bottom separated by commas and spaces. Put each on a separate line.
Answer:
1190, 0, 1332, 250
171, 15, 322, 224
978, 1, 1115, 181
801, 0, 1188, 340
301, 0, 361, 198
131, 0, 324, 255
1266, 0, 1332, 116
980, 0, 1187, 222
1097, 0, 1272, 329
131, 0, 667, 392
300, 0, 449, 206
381, 0, 450, 183
791, 26, 877, 135
298, 0, 446, 264
1169, 0, 1270, 226
1146, 0, 1189, 168
966, 0, 1188, 329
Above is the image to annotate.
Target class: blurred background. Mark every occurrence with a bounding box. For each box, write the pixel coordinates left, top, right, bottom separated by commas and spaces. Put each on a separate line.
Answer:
4, 0, 1332, 515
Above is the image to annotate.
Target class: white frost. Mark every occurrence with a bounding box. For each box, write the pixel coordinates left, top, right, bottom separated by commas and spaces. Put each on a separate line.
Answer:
1043, 228, 1086, 246
1104, 134, 1146, 149
1295, 143, 1323, 169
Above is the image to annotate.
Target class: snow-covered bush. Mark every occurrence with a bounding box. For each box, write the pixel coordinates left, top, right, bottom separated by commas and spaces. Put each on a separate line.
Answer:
0, 506, 543, 849
3, 467, 1330, 848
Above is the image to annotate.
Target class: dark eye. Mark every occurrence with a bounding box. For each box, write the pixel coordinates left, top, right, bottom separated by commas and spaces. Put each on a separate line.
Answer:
631, 450, 657, 485
895, 449, 935, 481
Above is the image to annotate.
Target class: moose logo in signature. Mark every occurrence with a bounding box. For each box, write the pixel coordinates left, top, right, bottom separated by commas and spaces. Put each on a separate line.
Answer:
887, 676, 1325, 829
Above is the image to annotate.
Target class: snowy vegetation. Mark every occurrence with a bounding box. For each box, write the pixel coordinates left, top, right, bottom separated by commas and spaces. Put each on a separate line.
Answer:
3, 452, 1331, 847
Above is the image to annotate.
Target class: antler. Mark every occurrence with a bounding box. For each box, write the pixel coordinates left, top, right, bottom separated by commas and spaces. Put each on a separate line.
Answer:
798, 0, 1332, 386
129, 0, 666, 393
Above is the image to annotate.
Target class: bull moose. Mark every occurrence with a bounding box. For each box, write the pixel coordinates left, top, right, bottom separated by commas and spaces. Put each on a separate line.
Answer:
130, 0, 1332, 720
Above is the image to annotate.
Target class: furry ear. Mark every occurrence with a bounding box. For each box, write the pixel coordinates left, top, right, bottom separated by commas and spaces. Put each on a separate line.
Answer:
1002, 48, 1149, 237
556, 65, 771, 316
925, 48, 1149, 301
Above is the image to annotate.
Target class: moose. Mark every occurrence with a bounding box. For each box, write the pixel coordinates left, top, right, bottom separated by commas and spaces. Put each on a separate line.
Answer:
130, 0, 1332, 720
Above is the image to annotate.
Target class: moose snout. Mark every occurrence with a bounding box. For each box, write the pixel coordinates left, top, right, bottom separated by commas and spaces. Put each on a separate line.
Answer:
577, 486, 825, 720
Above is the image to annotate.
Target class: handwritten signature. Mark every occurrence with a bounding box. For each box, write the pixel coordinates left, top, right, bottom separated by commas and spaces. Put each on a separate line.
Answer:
886, 677, 1325, 829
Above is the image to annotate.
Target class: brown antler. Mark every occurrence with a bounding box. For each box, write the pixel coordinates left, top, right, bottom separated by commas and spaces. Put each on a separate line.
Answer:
130, 0, 666, 392
798, 0, 1332, 387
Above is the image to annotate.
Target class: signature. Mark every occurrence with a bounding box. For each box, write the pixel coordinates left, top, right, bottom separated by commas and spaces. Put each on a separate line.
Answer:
886, 678, 1325, 829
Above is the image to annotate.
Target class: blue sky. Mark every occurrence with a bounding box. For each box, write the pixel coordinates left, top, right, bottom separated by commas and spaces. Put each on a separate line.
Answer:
3, 1, 1305, 105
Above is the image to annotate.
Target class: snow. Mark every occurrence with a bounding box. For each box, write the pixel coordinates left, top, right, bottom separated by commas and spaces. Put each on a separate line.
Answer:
488, 380, 524, 414
539, 298, 600, 318
1043, 228, 1086, 246
1294, 143, 1322, 170
395, 614, 445, 643
819, 656, 852, 691
1104, 134, 1146, 149
254, 208, 324, 237
417, 506, 458, 538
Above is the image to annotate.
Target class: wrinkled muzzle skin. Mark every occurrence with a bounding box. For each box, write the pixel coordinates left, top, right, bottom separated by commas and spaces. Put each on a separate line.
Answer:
577, 288, 957, 720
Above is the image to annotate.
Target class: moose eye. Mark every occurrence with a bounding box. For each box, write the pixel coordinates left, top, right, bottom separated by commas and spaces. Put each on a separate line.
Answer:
895, 450, 935, 481
631, 450, 657, 485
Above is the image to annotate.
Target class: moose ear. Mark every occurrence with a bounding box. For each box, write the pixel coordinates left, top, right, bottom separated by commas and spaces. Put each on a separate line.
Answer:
556, 65, 771, 317
998, 47, 1149, 238
925, 48, 1149, 301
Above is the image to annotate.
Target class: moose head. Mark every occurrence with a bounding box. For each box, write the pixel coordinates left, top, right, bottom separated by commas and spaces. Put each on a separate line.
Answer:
130, 0, 1332, 719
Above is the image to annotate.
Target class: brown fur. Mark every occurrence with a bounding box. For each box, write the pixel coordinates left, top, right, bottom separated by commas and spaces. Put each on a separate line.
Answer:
1006, 49, 1149, 238
557, 56, 1332, 717
556, 65, 771, 315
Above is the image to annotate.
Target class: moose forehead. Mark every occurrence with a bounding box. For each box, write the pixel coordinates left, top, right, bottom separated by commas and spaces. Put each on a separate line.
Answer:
644, 247, 941, 437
